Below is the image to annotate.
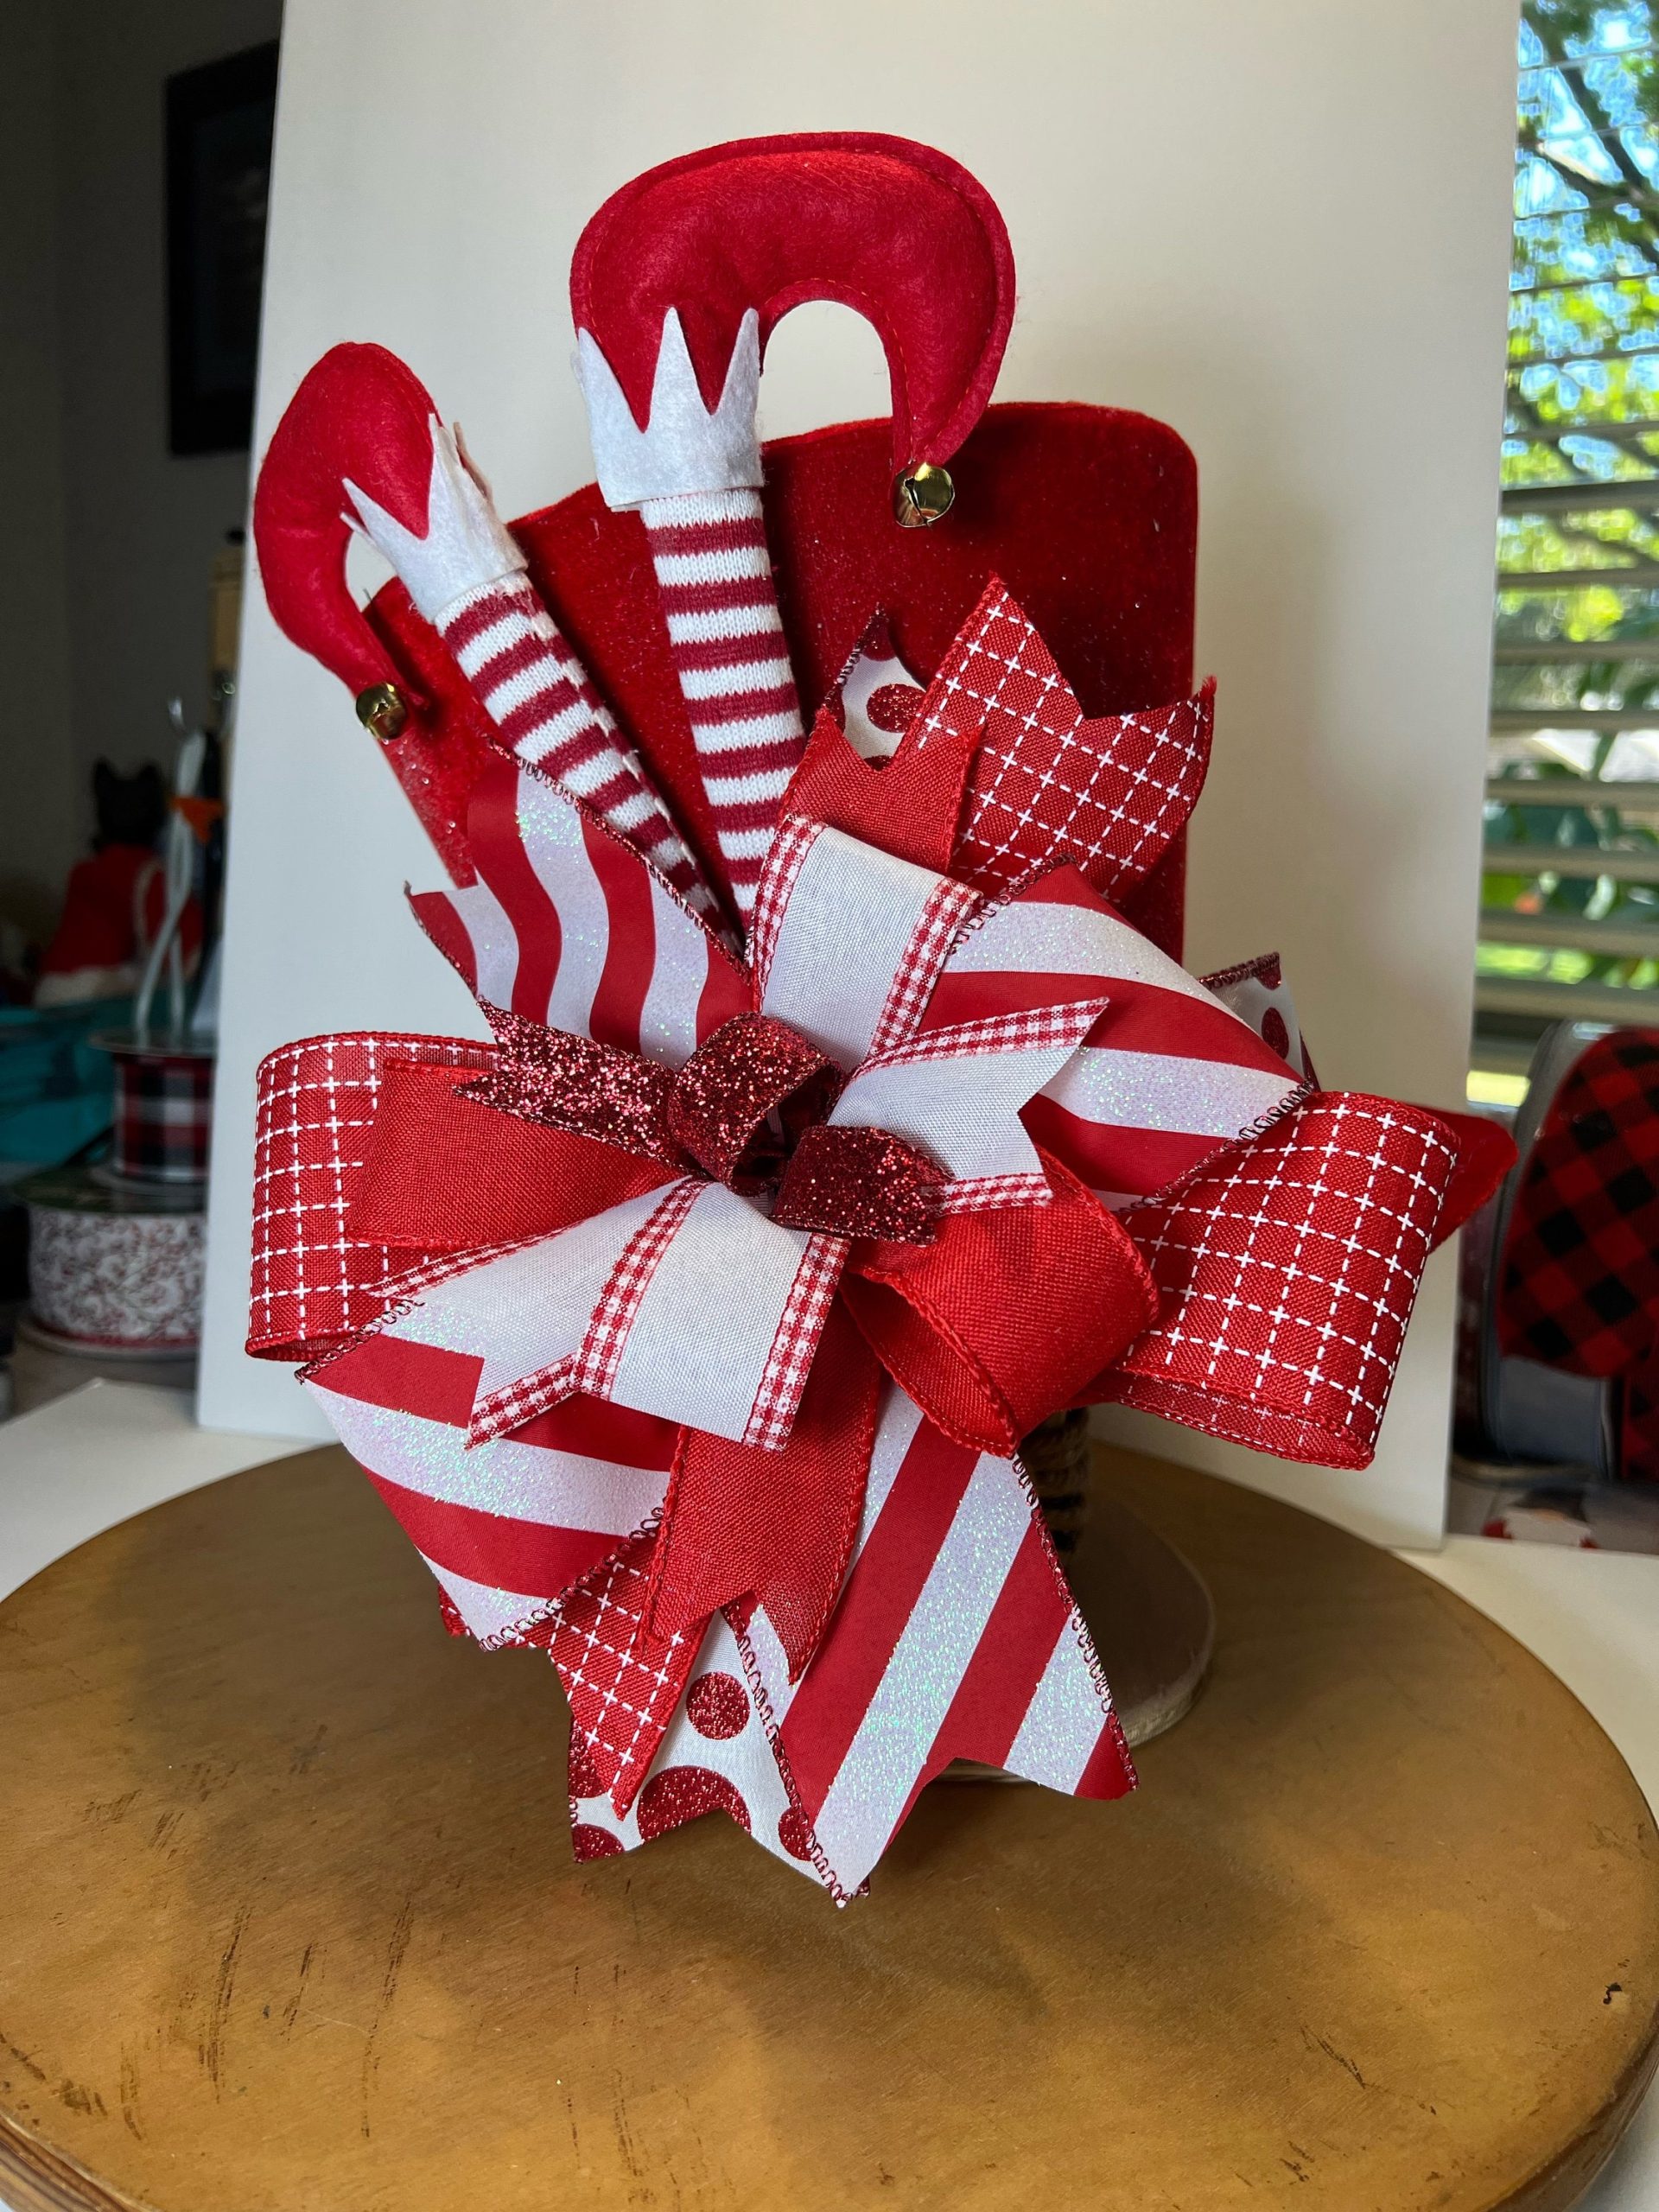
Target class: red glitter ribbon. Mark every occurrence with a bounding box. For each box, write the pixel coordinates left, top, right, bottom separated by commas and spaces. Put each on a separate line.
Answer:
457, 1001, 956, 1249
666, 1012, 841, 1188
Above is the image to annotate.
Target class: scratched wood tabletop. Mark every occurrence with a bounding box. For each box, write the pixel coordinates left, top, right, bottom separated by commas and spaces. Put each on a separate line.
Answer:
0, 1442, 1655, 2212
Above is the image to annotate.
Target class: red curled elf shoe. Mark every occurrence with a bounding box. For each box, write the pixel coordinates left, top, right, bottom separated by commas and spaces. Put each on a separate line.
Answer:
249, 133, 1513, 1902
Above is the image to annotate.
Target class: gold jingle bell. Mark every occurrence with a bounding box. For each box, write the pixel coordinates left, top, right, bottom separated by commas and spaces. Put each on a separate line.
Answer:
893, 461, 955, 529
354, 681, 408, 743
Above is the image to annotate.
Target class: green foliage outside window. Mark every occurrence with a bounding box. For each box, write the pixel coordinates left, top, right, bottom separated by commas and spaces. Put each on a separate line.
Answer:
1489, 0, 1659, 993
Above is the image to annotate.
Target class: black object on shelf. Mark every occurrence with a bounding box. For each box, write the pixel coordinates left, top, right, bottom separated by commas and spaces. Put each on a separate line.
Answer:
165, 41, 279, 456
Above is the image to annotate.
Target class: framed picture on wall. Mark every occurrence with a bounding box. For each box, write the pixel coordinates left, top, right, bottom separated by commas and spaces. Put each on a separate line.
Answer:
165, 41, 279, 455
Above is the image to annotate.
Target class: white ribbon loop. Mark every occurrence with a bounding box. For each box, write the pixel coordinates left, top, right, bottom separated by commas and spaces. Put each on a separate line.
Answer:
830, 998, 1110, 1206
394, 1178, 846, 1454
753, 820, 982, 1067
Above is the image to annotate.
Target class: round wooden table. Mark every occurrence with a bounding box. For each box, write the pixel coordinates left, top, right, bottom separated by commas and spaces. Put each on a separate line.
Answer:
1, 1444, 1655, 2211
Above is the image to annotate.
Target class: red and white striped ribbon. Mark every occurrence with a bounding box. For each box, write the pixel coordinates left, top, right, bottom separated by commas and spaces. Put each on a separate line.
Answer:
543, 1382, 1129, 1897
410, 770, 1303, 1235
927, 870, 1308, 1211
306, 1330, 680, 1648
408, 755, 750, 1070
639, 488, 805, 923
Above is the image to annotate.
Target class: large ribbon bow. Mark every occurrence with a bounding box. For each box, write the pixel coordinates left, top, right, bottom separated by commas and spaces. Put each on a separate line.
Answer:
251, 582, 1509, 1898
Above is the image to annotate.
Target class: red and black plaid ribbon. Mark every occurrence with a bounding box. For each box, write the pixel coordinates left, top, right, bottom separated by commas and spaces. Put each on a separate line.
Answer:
1497, 1029, 1659, 1481
111, 1052, 213, 1185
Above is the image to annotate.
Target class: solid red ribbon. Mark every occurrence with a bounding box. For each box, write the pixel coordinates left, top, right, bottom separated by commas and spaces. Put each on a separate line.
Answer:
842, 1152, 1157, 1452
785, 701, 978, 873
353, 1055, 673, 1248
645, 1300, 883, 1678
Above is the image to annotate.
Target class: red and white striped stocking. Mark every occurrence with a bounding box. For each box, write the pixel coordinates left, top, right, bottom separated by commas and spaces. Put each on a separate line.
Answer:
639, 488, 805, 925
436, 571, 718, 922
344, 417, 721, 928
570, 139, 1020, 937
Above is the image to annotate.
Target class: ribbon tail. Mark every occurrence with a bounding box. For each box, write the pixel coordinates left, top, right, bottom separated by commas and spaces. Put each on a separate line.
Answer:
779, 700, 977, 874
537, 1301, 881, 1819
761, 1400, 1135, 1895
645, 1300, 882, 1679
524, 1530, 702, 1816
568, 1389, 1138, 1897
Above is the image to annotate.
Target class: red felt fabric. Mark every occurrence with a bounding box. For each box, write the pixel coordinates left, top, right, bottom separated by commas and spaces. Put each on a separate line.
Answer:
570, 134, 1014, 472
254, 344, 498, 885
252, 344, 440, 704
368, 403, 1198, 952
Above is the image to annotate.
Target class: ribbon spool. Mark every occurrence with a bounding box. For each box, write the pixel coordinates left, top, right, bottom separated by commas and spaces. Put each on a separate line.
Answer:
13, 1033, 216, 1371
15, 1166, 205, 1357
94, 1033, 215, 1190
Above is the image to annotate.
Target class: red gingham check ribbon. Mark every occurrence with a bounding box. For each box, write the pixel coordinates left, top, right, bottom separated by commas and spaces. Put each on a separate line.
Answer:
746, 813, 820, 1006
572, 1180, 703, 1402
865, 874, 985, 1056
741, 1233, 849, 1449
859, 1001, 1105, 1073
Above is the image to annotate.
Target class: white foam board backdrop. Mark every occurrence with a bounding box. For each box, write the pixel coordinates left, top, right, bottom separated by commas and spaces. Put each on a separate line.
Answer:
200, 0, 1519, 1549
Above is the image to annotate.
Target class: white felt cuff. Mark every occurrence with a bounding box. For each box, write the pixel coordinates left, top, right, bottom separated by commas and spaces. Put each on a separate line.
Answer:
575, 308, 763, 511
345, 419, 526, 626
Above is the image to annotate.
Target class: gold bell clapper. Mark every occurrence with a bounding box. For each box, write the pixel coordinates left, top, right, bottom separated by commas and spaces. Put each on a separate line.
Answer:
893, 461, 955, 528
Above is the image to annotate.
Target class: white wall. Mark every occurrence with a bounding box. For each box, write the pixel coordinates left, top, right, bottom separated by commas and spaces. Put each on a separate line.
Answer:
202, 0, 1519, 1549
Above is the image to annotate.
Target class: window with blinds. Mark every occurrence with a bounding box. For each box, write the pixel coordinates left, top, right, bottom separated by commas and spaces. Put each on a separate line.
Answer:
1475, 0, 1659, 1104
